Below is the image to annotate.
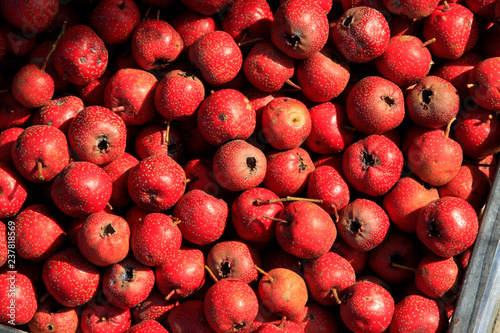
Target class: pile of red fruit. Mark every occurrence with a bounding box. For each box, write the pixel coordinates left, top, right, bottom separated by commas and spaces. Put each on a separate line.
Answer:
0, 0, 500, 331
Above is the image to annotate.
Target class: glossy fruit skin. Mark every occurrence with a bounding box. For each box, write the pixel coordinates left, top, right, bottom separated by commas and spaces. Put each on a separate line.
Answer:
167, 300, 215, 333
383, 0, 440, 18
28, 300, 80, 333
468, 57, 500, 112
414, 254, 460, 299
102, 152, 139, 209
307, 165, 350, 216
80, 301, 132, 333
0, 272, 37, 325
90, 0, 141, 45
11, 64, 54, 109
1, 0, 58, 35
32, 95, 84, 135
0, 162, 28, 218
171, 9, 219, 53
389, 295, 442, 333
416, 196, 479, 258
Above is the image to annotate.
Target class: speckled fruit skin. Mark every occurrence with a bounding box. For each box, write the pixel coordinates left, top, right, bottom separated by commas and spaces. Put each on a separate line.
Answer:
276, 201, 337, 259
307, 165, 350, 216
181, 0, 234, 15
257, 267, 308, 318
222, 0, 274, 44
271, 0, 329, 59
204, 278, 259, 333
90, 0, 141, 45
171, 9, 219, 54
331, 6, 390, 63
0, 223, 6, 267
197, 89, 255, 146
11, 124, 70, 183
303, 251, 356, 306
0, 94, 33, 131
173, 189, 228, 245
406, 76, 460, 129
389, 295, 442, 333
0, 127, 24, 163
14, 203, 66, 262
337, 198, 390, 252
28, 300, 80, 333
127, 154, 186, 212
414, 254, 460, 299
407, 130, 463, 187
154, 70, 205, 121
77, 210, 130, 267
102, 152, 139, 209
134, 123, 183, 161
131, 19, 183, 71
53, 24, 108, 86
68, 105, 127, 165
243, 40, 295, 93
382, 176, 440, 233
104, 68, 159, 125
422, 3, 478, 60
131, 288, 178, 324
254, 319, 304, 332
11, 64, 54, 109
468, 57, 500, 112
375, 35, 433, 88
0, 272, 37, 325
231, 187, 284, 243
183, 158, 221, 197
130, 212, 182, 266
340, 281, 395, 333
342, 135, 404, 197
189, 30, 243, 86
32, 95, 84, 135
167, 300, 214, 333
263, 147, 315, 198
126, 319, 169, 332
42, 247, 100, 308
417, 196, 479, 258
296, 48, 350, 103
207, 240, 262, 284
0, 162, 28, 218
383, 0, 440, 18
0, 0, 58, 35
346, 76, 405, 135
51, 161, 113, 218
156, 246, 205, 299
80, 301, 132, 333
262, 97, 311, 150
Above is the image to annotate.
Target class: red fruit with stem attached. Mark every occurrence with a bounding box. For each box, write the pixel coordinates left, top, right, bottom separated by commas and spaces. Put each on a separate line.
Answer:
305, 102, 355, 155
103, 256, 155, 309
131, 287, 178, 323
183, 158, 221, 197
468, 57, 500, 112
231, 187, 284, 243
422, 3, 478, 60
204, 278, 259, 333
189, 30, 243, 86
406, 75, 460, 129
11, 124, 70, 183
131, 212, 182, 266
253, 318, 305, 332
14, 203, 66, 262
51, 161, 113, 218
346, 76, 405, 135
0, 0, 58, 35
207, 240, 261, 284
170, 9, 219, 54
275, 201, 337, 259
127, 154, 186, 212
342, 134, 404, 196
167, 300, 214, 333
414, 254, 460, 299
466, 0, 497, 21
75, 67, 113, 106
53, 24, 108, 86
331, 6, 390, 63
80, 300, 132, 333
307, 165, 350, 216
243, 40, 295, 93
340, 281, 395, 333
102, 152, 139, 209
383, 176, 440, 233
133, 122, 184, 161
173, 189, 228, 245
271, 0, 329, 59
337, 198, 390, 252
154, 69, 205, 121
296, 47, 350, 103
375, 35, 433, 88
383, 0, 440, 18
11, 64, 54, 109
155, 246, 206, 300
416, 196, 479, 258
90, 0, 141, 45
257, 267, 309, 318
389, 294, 443, 333
0, 127, 24, 163
32, 95, 84, 135
68, 105, 127, 165
0, 162, 28, 218
27, 298, 80, 333
0, 272, 37, 325
126, 319, 169, 333
42, 247, 100, 307
77, 210, 130, 266
104, 68, 159, 125
303, 251, 356, 306
263, 147, 315, 198
131, 19, 183, 71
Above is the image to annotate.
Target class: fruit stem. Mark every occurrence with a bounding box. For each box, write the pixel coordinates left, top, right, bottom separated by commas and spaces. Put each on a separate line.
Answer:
285, 79, 301, 91
331, 287, 342, 304
255, 196, 323, 205
444, 118, 456, 138
205, 265, 219, 283
278, 316, 287, 329
238, 37, 265, 47
36, 161, 45, 181
42, 21, 67, 72
342, 124, 357, 132
421, 38, 436, 48
0, 89, 8, 94
165, 289, 176, 300
391, 262, 417, 272
443, 0, 450, 10
112, 106, 126, 113
254, 265, 274, 283
106, 202, 113, 211
183, 178, 191, 184
467, 83, 477, 89
143, 6, 152, 21
163, 121, 170, 148
332, 206, 339, 223
262, 215, 288, 224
